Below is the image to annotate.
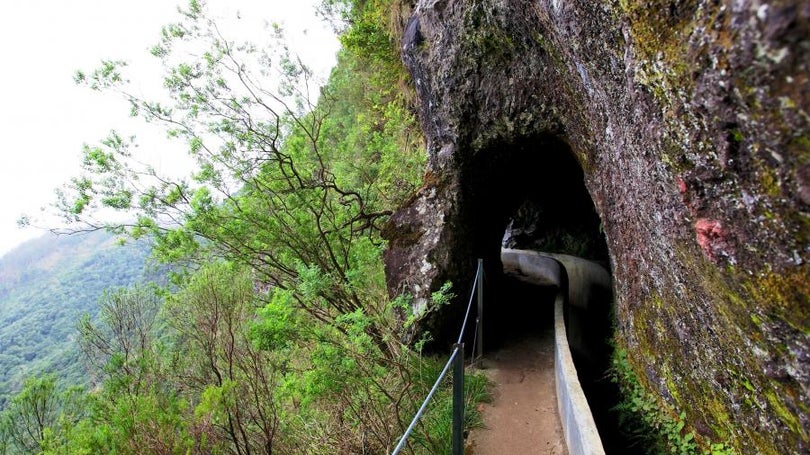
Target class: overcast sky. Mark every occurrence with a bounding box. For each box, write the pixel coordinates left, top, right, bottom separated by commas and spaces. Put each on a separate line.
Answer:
0, 0, 339, 257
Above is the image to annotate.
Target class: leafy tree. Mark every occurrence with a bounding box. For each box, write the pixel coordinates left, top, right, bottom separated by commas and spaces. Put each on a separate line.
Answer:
57, 0, 423, 355
78, 286, 163, 391
166, 262, 284, 453
78, 287, 200, 455
0, 375, 85, 454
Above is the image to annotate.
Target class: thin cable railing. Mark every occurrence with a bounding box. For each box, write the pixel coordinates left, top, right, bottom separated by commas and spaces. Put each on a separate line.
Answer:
390, 259, 484, 455
457, 266, 480, 345
390, 348, 461, 455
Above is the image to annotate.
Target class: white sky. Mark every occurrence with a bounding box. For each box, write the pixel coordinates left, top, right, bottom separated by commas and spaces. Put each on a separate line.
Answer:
0, 0, 339, 257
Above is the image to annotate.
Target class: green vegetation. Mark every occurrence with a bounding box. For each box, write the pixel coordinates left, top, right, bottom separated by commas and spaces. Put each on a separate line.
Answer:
610, 348, 735, 455
1, 0, 490, 453
0, 375, 88, 454
624, 246, 809, 454
0, 263, 486, 454
0, 231, 154, 409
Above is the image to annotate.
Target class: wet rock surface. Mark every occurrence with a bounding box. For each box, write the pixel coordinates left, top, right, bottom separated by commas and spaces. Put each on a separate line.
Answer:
383, 0, 810, 453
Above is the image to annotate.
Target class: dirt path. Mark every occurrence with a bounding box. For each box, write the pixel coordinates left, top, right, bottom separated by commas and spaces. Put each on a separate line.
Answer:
467, 326, 566, 455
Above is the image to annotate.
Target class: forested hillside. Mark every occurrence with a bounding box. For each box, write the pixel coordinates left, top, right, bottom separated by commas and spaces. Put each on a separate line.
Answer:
0, 231, 153, 408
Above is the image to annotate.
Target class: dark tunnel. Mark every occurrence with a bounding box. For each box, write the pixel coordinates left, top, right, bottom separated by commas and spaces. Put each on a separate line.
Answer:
458, 135, 608, 343
451, 135, 645, 454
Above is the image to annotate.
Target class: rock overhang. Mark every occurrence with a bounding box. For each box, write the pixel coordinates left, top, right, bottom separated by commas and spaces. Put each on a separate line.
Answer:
383, 0, 810, 452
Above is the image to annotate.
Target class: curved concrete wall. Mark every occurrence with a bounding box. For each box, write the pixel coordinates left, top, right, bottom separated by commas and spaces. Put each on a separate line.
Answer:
501, 248, 606, 455
554, 291, 606, 455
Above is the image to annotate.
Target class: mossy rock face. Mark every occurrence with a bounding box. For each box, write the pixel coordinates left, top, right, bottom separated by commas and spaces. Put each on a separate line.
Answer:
384, 0, 810, 453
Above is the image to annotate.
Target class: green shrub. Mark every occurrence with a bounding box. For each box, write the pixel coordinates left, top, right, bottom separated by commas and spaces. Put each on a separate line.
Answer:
610, 349, 735, 455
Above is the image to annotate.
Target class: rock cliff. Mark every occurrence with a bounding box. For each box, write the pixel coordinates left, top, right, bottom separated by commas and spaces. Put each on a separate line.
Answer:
382, 0, 809, 453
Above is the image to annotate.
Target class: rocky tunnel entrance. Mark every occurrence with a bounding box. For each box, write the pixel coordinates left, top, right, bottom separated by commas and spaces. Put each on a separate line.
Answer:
457, 135, 640, 453
458, 135, 609, 343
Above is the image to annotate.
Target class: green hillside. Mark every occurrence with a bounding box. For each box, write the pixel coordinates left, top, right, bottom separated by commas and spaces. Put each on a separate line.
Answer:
0, 231, 153, 408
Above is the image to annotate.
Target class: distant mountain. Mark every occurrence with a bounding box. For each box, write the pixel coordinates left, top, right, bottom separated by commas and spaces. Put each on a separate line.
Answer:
0, 231, 154, 408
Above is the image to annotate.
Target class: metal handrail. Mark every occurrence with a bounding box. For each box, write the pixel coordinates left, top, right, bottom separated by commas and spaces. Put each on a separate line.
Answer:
457, 269, 479, 345
389, 259, 483, 455
390, 346, 461, 455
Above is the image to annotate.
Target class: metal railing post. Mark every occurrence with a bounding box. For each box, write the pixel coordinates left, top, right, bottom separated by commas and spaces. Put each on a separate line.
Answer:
476, 258, 483, 361
391, 262, 483, 455
452, 343, 465, 455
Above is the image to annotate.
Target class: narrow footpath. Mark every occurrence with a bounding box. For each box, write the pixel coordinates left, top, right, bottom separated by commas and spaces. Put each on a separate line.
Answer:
467, 320, 566, 454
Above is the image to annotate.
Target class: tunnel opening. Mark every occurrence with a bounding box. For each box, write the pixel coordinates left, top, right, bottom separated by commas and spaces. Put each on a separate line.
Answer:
459, 135, 609, 344
457, 134, 642, 454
